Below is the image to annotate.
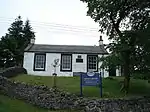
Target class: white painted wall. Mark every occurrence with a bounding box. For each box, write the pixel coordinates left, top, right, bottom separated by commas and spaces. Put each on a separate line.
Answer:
23, 52, 109, 77
23, 52, 34, 74
98, 55, 109, 78
72, 54, 87, 73
116, 66, 121, 76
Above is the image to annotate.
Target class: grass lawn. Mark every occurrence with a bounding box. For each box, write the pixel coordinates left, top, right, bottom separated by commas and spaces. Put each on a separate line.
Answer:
11, 75, 150, 98
0, 95, 73, 112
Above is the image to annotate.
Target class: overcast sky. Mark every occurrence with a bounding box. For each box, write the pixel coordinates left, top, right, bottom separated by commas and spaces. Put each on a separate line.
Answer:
0, 0, 109, 46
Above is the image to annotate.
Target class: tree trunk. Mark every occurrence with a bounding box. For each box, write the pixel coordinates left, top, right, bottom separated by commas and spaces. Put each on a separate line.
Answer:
121, 51, 130, 94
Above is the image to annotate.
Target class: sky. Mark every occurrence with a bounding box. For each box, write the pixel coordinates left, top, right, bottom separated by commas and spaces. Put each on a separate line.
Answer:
0, 0, 109, 46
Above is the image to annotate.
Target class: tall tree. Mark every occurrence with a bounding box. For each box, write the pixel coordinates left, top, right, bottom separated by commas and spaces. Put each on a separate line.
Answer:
0, 16, 35, 67
20, 19, 35, 65
23, 19, 35, 48
133, 24, 150, 73
80, 0, 150, 93
6, 16, 24, 66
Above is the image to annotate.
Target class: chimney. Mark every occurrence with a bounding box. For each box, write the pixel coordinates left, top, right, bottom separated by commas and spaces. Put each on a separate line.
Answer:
30, 38, 35, 44
99, 35, 103, 46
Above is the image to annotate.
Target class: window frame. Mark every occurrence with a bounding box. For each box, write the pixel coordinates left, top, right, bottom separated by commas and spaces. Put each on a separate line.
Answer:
33, 53, 46, 71
87, 55, 98, 72
60, 54, 72, 72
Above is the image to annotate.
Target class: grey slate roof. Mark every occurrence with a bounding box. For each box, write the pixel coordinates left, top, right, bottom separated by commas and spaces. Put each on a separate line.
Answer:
25, 44, 108, 54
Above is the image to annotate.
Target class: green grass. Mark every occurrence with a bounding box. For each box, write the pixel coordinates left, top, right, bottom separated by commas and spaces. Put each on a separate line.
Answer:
11, 75, 150, 98
0, 95, 73, 112
1, 75, 150, 112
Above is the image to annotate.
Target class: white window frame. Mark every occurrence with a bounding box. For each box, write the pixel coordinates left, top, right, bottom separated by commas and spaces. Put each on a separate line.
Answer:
34, 54, 46, 71
61, 54, 72, 71
87, 55, 98, 72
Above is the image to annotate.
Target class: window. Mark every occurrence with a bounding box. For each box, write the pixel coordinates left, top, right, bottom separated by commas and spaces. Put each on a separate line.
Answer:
61, 54, 72, 71
34, 54, 46, 71
87, 55, 98, 72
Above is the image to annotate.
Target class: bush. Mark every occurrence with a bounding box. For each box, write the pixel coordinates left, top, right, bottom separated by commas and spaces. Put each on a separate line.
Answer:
132, 73, 150, 80
0, 67, 27, 78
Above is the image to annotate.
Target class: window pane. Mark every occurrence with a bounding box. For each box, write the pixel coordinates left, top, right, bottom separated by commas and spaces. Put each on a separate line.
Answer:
88, 56, 97, 71
35, 54, 45, 69
62, 55, 71, 70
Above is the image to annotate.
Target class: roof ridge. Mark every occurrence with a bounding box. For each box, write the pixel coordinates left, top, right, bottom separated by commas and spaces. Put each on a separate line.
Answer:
34, 44, 100, 47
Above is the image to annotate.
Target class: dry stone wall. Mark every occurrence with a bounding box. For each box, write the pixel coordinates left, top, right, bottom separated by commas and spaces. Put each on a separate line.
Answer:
0, 76, 150, 112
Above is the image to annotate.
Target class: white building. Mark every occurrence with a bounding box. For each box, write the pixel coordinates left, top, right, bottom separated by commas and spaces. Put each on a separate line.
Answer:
23, 37, 120, 77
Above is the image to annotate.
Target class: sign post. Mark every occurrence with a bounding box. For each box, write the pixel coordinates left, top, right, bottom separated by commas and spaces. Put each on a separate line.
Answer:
80, 73, 83, 96
80, 72, 102, 97
100, 74, 102, 98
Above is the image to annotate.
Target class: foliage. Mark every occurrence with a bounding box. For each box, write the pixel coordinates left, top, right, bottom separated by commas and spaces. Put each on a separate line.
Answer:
99, 53, 123, 71
23, 19, 35, 48
133, 25, 150, 72
0, 16, 35, 68
80, 0, 150, 93
80, 0, 150, 37
1, 67, 27, 78
131, 73, 150, 80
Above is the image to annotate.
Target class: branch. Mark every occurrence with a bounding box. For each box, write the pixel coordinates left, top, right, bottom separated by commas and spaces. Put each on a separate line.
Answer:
110, 12, 122, 37
117, 1, 138, 27
116, 0, 128, 27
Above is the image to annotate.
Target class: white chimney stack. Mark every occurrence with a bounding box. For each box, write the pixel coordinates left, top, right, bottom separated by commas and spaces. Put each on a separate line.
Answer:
30, 38, 35, 44
99, 36, 103, 46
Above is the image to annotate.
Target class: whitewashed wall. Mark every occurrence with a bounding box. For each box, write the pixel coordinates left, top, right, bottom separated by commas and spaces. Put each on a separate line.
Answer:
116, 67, 121, 76
98, 55, 109, 77
23, 52, 109, 77
72, 54, 87, 73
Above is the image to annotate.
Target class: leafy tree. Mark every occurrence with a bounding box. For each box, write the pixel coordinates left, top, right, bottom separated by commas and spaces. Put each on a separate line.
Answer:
133, 24, 150, 73
100, 53, 123, 71
80, 0, 150, 93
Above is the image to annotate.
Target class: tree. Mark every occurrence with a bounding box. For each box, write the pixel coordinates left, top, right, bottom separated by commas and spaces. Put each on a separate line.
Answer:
23, 19, 35, 48
133, 24, 150, 73
80, 0, 150, 93
4, 16, 24, 66
1, 34, 16, 67
99, 53, 123, 72
20, 19, 35, 65
0, 16, 35, 67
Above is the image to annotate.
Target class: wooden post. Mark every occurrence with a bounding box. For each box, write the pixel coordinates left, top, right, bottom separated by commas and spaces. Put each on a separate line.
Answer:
53, 73, 57, 88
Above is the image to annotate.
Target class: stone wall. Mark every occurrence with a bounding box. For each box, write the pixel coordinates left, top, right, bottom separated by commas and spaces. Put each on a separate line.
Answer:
0, 67, 27, 78
0, 76, 150, 112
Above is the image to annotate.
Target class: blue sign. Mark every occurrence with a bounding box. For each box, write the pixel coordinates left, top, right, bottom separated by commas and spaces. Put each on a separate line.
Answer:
80, 72, 102, 97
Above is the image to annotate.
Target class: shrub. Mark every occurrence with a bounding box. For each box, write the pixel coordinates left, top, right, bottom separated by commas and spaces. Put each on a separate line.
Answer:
132, 73, 150, 80
0, 67, 27, 78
